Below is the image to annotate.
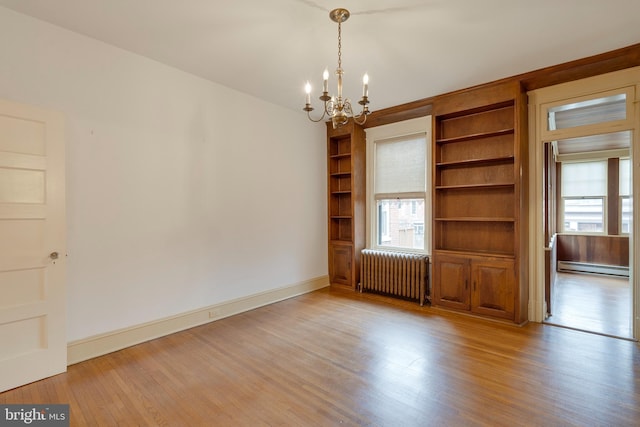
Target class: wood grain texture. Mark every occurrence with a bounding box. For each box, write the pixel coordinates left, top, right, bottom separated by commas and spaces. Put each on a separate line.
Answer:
2, 288, 638, 426
365, 44, 640, 128
557, 234, 629, 267
547, 272, 631, 338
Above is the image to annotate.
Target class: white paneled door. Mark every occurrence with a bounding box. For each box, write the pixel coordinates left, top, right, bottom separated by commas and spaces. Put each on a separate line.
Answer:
0, 99, 66, 392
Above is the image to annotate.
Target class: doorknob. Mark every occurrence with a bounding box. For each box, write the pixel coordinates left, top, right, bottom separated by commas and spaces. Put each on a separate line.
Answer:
49, 252, 59, 260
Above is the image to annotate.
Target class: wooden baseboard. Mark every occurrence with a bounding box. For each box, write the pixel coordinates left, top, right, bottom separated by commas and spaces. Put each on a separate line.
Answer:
67, 276, 329, 365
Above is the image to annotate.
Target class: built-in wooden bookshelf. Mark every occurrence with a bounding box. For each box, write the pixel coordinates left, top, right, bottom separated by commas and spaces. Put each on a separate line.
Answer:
327, 121, 365, 288
431, 82, 527, 323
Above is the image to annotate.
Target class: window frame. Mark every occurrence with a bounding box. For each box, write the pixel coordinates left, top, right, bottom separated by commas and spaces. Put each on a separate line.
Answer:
560, 195, 607, 234
365, 117, 431, 254
541, 87, 635, 142
559, 159, 608, 235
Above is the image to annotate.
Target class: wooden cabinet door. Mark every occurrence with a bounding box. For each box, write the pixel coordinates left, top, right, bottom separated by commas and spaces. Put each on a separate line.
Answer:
471, 259, 515, 320
434, 255, 470, 310
329, 244, 352, 286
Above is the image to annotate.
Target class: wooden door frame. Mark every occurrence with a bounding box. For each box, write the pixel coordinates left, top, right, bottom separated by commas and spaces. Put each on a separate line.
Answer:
528, 67, 640, 340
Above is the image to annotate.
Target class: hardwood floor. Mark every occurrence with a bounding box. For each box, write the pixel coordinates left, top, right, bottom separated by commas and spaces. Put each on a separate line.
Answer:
546, 272, 632, 338
2, 287, 639, 426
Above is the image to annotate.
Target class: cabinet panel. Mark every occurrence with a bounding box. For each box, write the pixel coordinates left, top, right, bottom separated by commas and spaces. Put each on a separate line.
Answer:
438, 162, 514, 187
329, 218, 352, 242
435, 221, 515, 255
472, 259, 515, 319
330, 175, 351, 192
330, 193, 352, 217
438, 104, 514, 139
435, 187, 515, 219
436, 133, 514, 164
329, 244, 352, 286
329, 156, 352, 174
434, 255, 470, 310
434, 254, 516, 320
329, 136, 351, 156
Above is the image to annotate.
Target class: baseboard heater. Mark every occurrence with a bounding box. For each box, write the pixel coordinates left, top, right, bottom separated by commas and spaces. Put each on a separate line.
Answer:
360, 249, 429, 305
557, 261, 629, 277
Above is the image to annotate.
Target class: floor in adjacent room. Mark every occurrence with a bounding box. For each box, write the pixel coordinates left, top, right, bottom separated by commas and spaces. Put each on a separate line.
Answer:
545, 271, 632, 339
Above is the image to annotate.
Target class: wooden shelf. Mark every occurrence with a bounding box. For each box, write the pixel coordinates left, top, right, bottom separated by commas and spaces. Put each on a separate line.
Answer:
434, 217, 515, 222
329, 153, 351, 159
434, 248, 515, 258
331, 190, 352, 195
436, 155, 514, 168
435, 183, 514, 190
436, 128, 514, 144
434, 249, 515, 259
330, 171, 351, 177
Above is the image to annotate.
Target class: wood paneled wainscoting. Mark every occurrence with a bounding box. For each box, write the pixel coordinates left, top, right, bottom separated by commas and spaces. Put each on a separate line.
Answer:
557, 234, 629, 275
2, 288, 639, 426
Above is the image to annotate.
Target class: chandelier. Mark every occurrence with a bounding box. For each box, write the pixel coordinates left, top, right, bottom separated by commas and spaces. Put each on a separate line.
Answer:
303, 8, 370, 129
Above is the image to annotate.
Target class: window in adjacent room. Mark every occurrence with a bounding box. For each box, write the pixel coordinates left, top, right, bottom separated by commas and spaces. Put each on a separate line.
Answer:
561, 160, 607, 233
620, 157, 632, 234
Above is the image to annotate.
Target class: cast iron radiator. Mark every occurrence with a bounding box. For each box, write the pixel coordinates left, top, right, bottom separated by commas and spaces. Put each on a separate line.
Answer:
360, 249, 429, 305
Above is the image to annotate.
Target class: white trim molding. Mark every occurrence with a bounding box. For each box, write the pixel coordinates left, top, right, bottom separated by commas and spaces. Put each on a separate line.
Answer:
67, 276, 329, 365
528, 66, 640, 339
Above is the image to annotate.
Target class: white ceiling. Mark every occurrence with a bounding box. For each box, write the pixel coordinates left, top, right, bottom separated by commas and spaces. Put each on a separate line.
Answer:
1, 0, 640, 114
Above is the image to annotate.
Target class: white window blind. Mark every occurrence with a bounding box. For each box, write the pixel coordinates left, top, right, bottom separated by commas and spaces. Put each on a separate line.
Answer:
374, 135, 426, 195
561, 161, 607, 197
620, 158, 631, 196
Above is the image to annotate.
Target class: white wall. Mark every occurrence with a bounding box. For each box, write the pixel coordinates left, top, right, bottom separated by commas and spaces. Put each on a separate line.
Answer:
0, 7, 328, 342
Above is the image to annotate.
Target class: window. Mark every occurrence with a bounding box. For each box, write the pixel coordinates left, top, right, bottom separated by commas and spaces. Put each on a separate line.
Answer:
375, 198, 425, 249
378, 202, 389, 242
366, 117, 430, 253
620, 158, 632, 234
548, 94, 626, 131
561, 160, 607, 233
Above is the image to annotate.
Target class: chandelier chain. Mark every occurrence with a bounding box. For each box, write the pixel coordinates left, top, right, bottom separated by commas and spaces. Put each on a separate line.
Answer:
337, 21, 342, 70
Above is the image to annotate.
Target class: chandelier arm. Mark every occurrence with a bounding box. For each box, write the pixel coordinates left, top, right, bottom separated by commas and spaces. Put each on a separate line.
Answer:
304, 99, 334, 122
351, 98, 371, 125
352, 112, 368, 126
305, 109, 328, 123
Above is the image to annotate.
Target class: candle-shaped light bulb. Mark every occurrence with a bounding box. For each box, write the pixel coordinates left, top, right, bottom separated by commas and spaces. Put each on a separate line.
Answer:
323, 69, 329, 92
305, 82, 311, 105
362, 73, 369, 97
